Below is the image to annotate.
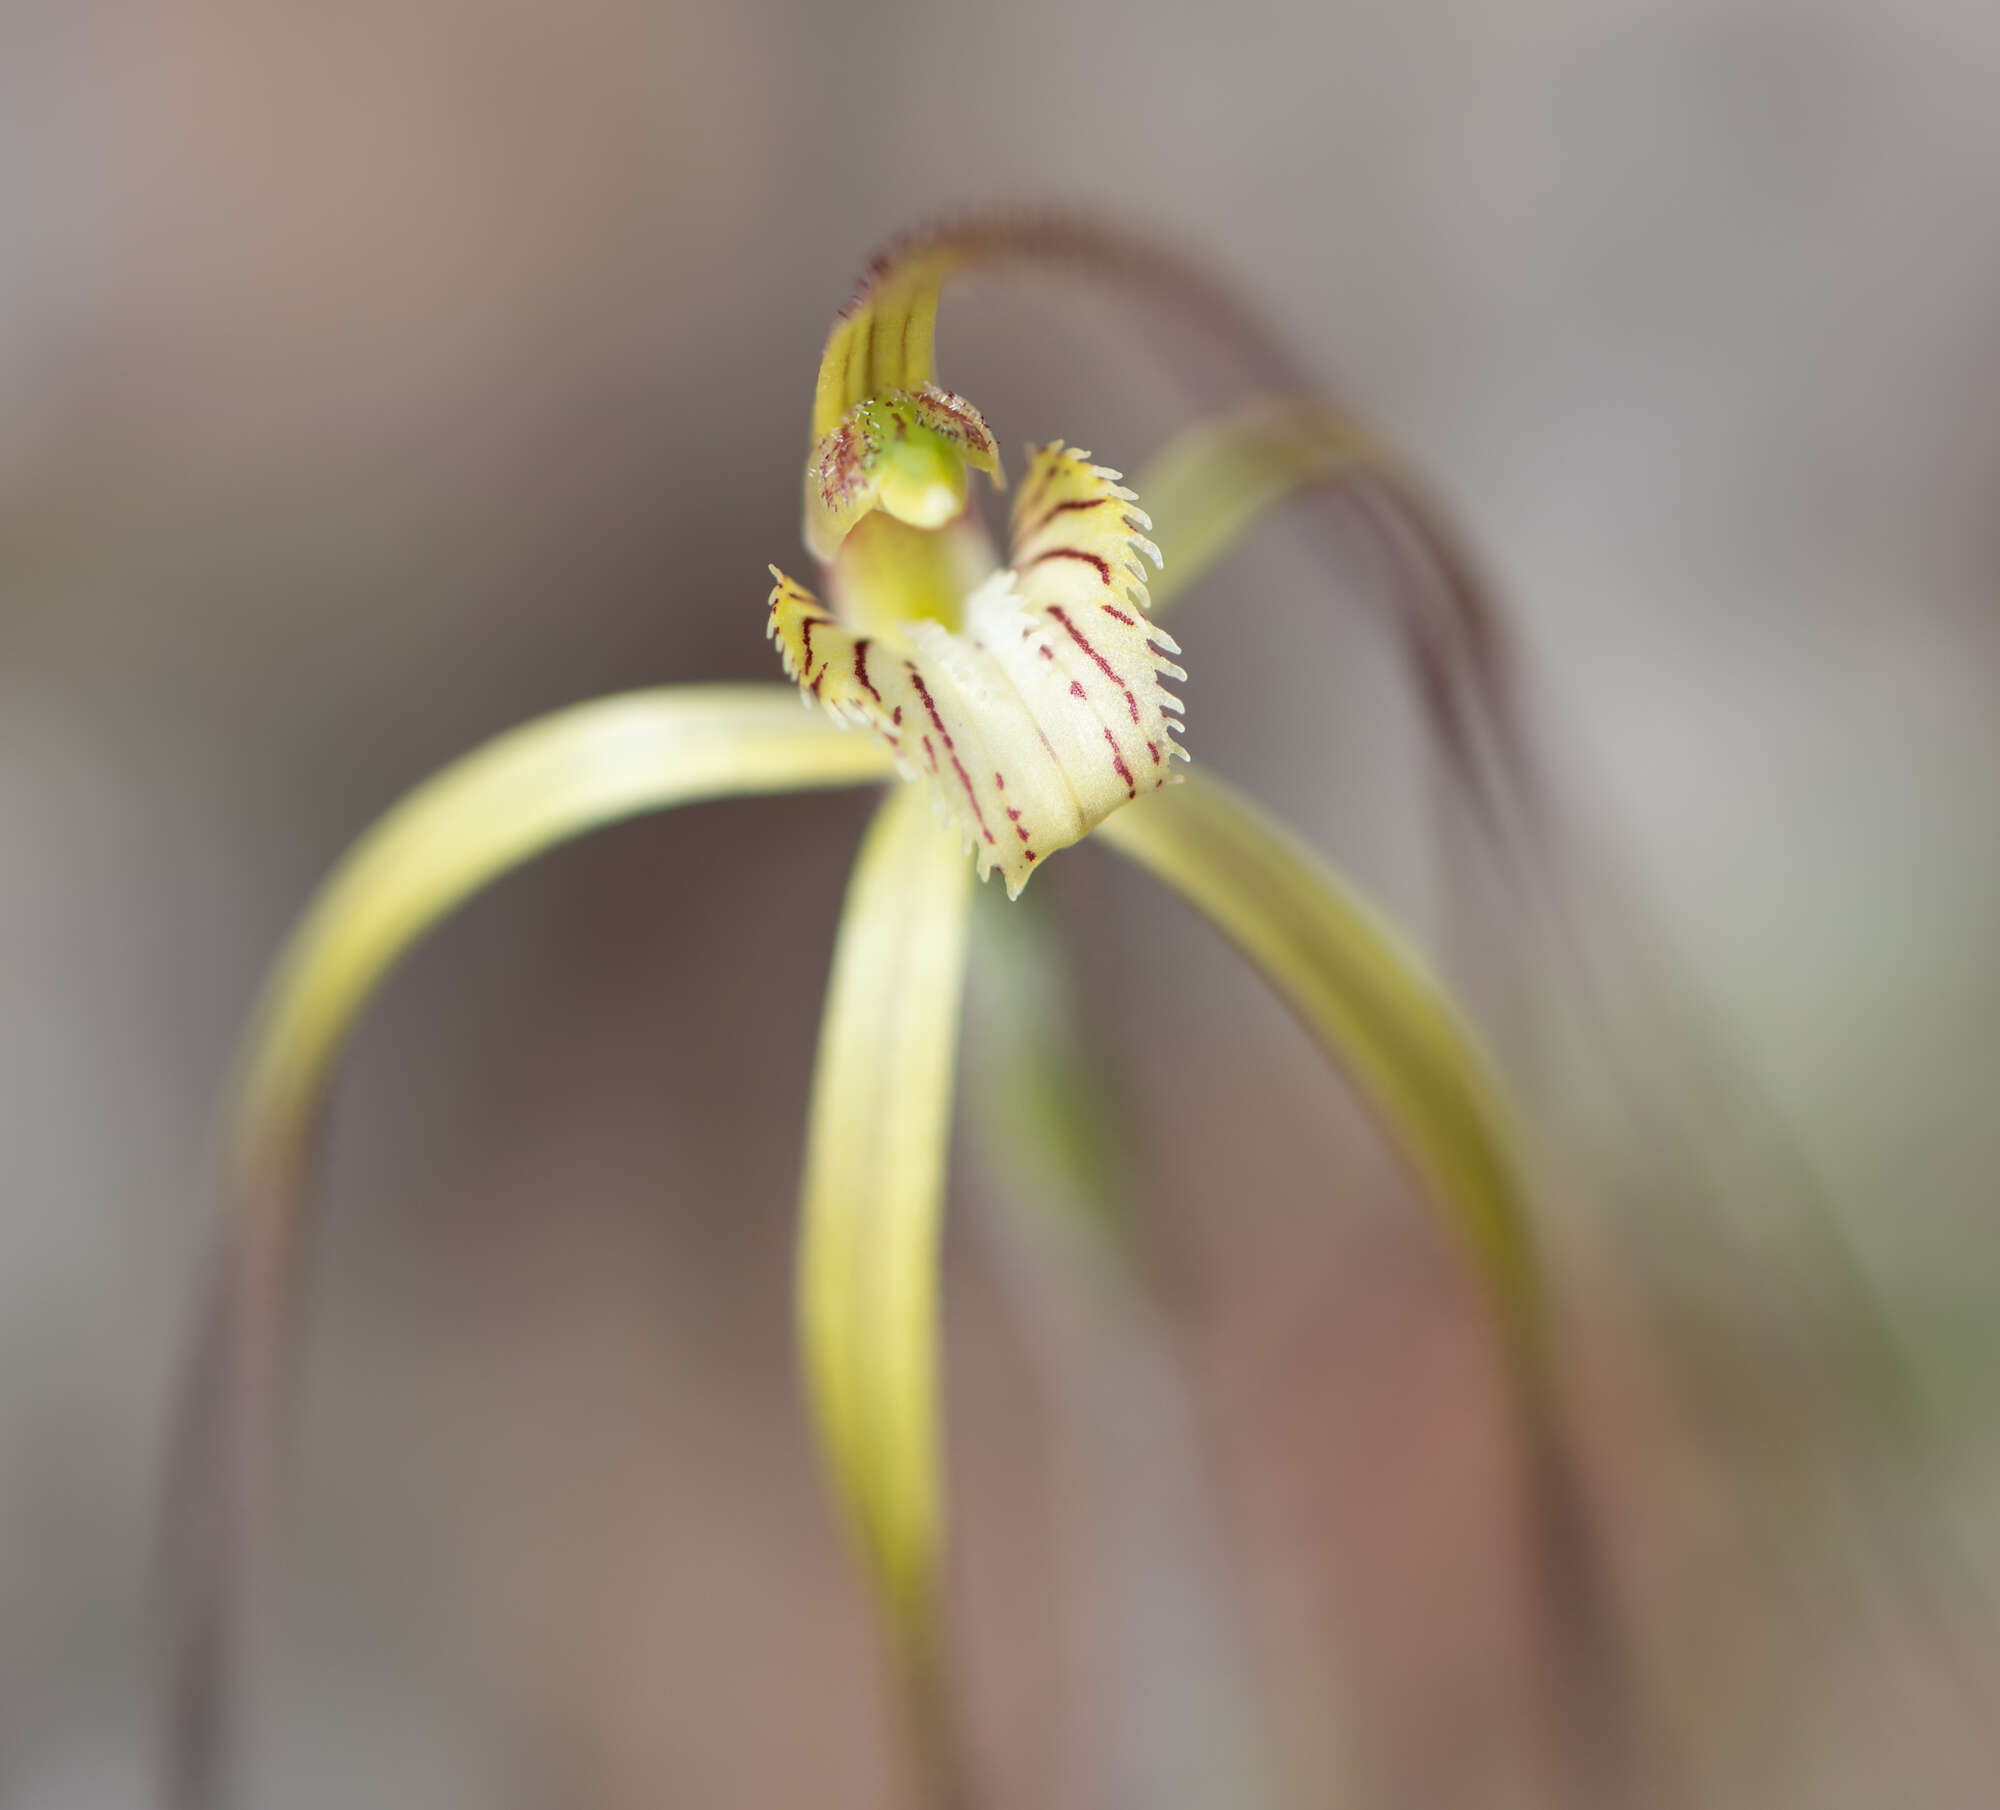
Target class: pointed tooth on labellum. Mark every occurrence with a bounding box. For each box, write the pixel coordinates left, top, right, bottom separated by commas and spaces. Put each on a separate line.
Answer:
1122, 507, 1154, 532
1149, 627, 1182, 655
1132, 534, 1163, 568
1155, 659, 1188, 682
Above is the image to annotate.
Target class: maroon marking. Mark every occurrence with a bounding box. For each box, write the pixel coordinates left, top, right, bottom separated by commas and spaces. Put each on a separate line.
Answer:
1024, 850, 1036, 862
1039, 644, 1056, 661
910, 669, 995, 844
918, 389, 988, 452
1014, 822, 1031, 841
1049, 606, 1115, 679
809, 670, 824, 698
1022, 495, 1116, 539
1070, 680, 1087, 700
1103, 726, 1136, 797
1147, 740, 1161, 764
908, 671, 952, 745
993, 770, 1005, 791
1050, 607, 1142, 725
892, 705, 904, 726
1031, 547, 1113, 585
922, 734, 937, 770
853, 638, 882, 705
1102, 604, 1137, 626
1006, 807, 1021, 820
799, 617, 817, 668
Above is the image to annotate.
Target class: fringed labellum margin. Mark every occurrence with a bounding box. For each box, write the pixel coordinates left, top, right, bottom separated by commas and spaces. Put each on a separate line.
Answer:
771, 440, 1186, 896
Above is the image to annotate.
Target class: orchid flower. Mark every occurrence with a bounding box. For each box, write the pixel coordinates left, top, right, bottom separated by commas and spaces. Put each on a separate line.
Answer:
172, 215, 1548, 1803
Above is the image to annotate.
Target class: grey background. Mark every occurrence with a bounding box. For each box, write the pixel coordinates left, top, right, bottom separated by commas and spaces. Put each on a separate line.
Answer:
3, 2, 1995, 1805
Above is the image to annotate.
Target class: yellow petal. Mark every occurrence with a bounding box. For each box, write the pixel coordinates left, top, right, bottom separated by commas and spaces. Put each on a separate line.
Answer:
796, 778, 973, 1660
170, 686, 894, 1801
770, 448, 1184, 898
1094, 772, 1543, 1347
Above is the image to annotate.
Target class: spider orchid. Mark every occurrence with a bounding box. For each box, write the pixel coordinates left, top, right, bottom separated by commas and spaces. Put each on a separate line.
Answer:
172, 215, 1549, 1803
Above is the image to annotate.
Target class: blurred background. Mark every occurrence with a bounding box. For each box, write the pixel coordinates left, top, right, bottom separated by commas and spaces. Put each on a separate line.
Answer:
3, 0, 1996, 1805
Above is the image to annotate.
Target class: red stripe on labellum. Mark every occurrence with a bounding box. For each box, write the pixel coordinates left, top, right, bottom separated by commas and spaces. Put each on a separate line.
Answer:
1049, 606, 1117, 682
1103, 726, 1136, 797
1021, 494, 1115, 539
1051, 605, 1144, 725
1032, 547, 1113, 585
853, 638, 882, 705
911, 668, 994, 844
909, 671, 953, 748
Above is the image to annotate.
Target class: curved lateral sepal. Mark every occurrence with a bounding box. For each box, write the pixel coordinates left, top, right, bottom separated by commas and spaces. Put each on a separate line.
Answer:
1093, 771, 1543, 1345
168, 685, 896, 1809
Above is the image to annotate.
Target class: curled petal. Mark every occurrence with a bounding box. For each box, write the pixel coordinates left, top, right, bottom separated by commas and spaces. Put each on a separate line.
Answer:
770, 450, 1184, 898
